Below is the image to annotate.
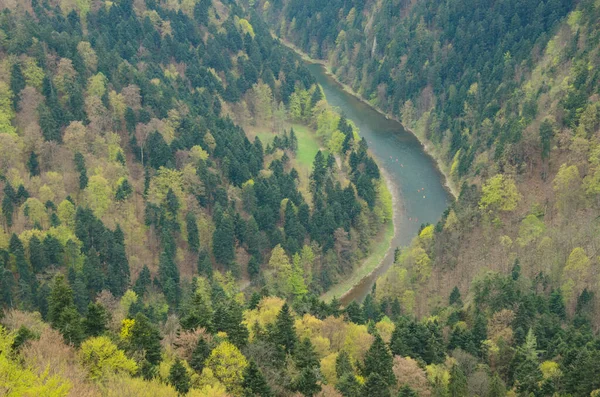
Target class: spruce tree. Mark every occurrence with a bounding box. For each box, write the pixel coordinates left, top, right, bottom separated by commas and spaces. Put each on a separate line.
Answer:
186, 212, 200, 252
83, 302, 108, 337
449, 365, 468, 397
272, 303, 297, 354
295, 337, 319, 370
197, 250, 213, 278
133, 265, 151, 297
398, 385, 419, 397
363, 334, 395, 386
362, 373, 390, 397
168, 358, 191, 395
294, 367, 321, 397
190, 337, 211, 373
449, 286, 462, 306
27, 152, 40, 177
336, 373, 361, 397
335, 350, 353, 379
242, 359, 272, 397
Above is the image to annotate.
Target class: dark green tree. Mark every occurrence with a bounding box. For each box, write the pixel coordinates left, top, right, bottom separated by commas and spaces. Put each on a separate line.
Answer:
186, 212, 200, 252
294, 367, 321, 397
449, 286, 462, 306
448, 365, 468, 397
168, 358, 191, 395
295, 337, 319, 370
272, 303, 297, 354
242, 359, 272, 397
363, 334, 395, 386
190, 337, 211, 373
130, 312, 162, 366
83, 302, 108, 337
362, 373, 390, 397
27, 152, 40, 177
398, 385, 418, 397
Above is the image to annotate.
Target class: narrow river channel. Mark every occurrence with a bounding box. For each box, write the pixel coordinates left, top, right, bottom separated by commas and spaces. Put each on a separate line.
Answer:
305, 63, 453, 304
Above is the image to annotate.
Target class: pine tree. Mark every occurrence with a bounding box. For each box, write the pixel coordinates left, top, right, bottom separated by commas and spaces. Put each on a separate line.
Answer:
133, 265, 151, 297
449, 365, 468, 397
158, 251, 180, 306
398, 385, 419, 397
242, 359, 272, 397
130, 313, 162, 366
197, 250, 213, 278
186, 212, 200, 252
107, 228, 130, 297
27, 152, 40, 177
336, 373, 361, 397
83, 302, 108, 337
335, 350, 353, 379
190, 337, 211, 373
295, 337, 319, 370
513, 329, 542, 395
83, 248, 104, 297
213, 212, 236, 265
363, 334, 395, 386
294, 367, 321, 397
449, 286, 462, 306
28, 236, 46, 273
272, 303, 297, 354
168, 358, 191, 395
48, 274, 83, 345
362, 373, 390, 397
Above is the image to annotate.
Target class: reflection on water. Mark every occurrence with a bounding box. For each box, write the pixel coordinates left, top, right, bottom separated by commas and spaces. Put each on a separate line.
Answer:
306, 63, 452, 304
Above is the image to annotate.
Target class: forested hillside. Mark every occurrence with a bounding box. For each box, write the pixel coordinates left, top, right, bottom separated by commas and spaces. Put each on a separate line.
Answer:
251, 0, 600, 395
0, 0, 398, 395
3, 0, 600, 396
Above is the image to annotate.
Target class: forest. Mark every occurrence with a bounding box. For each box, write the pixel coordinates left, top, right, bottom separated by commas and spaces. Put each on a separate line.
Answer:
2, 0, 600, 396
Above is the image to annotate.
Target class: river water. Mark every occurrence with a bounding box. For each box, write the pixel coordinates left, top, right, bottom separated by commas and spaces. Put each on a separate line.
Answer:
305, 63, 452, 304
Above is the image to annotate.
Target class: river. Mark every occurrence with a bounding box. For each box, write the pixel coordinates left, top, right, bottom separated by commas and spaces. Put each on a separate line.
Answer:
305, 63, 453, 304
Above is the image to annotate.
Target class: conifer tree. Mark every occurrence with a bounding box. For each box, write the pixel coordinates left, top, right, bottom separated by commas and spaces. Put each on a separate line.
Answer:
363, 334, 395, 386
186, 212, 200, 252
168, 358, 191, 395
294, 367, 321, 397
83, 302, 108, 337
190, 337, 211, 373
449, 365, 468, 397
362, 373, 390, 397
272, 303, 297, 354
242, 359, 272, 397
295, 337, 319, 370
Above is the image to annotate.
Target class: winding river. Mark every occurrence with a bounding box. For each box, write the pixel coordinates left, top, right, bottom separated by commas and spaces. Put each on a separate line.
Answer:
305, 63, 453, 304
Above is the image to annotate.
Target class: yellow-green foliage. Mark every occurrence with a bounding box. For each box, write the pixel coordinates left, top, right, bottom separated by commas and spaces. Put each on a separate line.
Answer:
0, 326, 72, 396
22, 58, 45, 90
562, 247, 591, 302
238, 18, 255, 37
80, 336, 138, 380
243, 296, 285, 338
85, 174, 112, 218
87, 72, 108, 98
553, 163, 583, 214
0, 81, 16, 134
104, 374, 178, 397
479, 174, 520, 213
22, 197, 48, 228
516, 214, 546, 247
206, 341, 248, 396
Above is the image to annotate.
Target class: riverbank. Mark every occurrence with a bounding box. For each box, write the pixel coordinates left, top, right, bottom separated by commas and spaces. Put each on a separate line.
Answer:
320, 167, 399, 304
277, 36, 459, 200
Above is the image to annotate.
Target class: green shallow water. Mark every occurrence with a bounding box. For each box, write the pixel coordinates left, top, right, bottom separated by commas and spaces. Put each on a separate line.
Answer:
306, 63, 452, 304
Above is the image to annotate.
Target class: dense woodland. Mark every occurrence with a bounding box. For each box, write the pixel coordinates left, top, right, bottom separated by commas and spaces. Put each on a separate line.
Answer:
2, 0, 600, 396
253, 0, 600, 395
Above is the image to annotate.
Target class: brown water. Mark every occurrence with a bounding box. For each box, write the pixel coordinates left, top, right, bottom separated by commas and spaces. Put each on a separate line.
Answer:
305, 63, 453, 304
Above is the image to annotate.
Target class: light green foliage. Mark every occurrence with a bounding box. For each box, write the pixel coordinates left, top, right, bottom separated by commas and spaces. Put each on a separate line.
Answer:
22, 58, 45, 90
0, 326, 72, 396
80, 336, 138, 380
205, 341, 248, 395
22, 198, 47, 228
77, 41, 98, 72
148, 167, 185, 210
553, 164, 583, 215
238, 18, 255, 37
0, 81, 16, 134
327, 130, 345, 153
562, 247, 591, 302
87, 73, 108, 98
479, 174, 520, 213
517, 214, 546, 247
289, 254, 308, 298
267, 244, 293, 296
85, 174, 112, 218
